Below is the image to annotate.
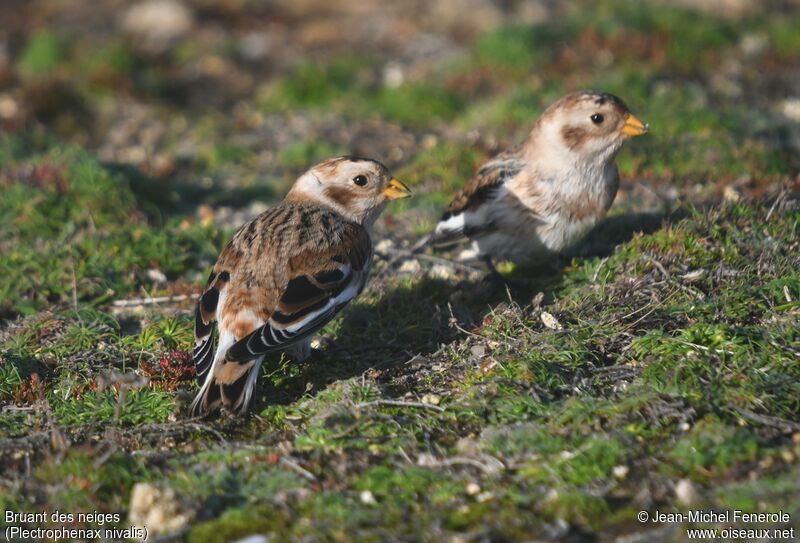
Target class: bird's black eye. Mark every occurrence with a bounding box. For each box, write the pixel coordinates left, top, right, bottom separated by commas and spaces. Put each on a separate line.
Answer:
353, 175, 368, 186
591, 113, 604, 124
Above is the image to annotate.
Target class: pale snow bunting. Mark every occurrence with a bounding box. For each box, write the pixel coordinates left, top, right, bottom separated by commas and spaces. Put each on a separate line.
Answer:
190, 157, 411, 416
430, 91, 648, 269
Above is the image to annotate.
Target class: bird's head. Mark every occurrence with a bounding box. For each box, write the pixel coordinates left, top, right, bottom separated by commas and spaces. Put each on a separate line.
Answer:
532, 91, 648, 165
287, 156, 411, 225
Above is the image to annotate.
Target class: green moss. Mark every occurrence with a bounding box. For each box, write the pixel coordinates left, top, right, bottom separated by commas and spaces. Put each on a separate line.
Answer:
667, 418, 761, 479
34, 451, 144, 516
260, 57, 372, 110
370, 83, 465, 127
767, 14, 800, 58
277, 139, 347, 171
188, 506, 291, 543
200, 143, 256, 170
18, 31, 67, 76
51, 388, 175, 426
0, 143, 220, 316
471, 25, 560, 77
710, 465, 800, 511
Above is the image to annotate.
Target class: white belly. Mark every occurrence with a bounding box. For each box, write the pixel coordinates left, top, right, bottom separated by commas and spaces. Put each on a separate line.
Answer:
470, 212, 601, 264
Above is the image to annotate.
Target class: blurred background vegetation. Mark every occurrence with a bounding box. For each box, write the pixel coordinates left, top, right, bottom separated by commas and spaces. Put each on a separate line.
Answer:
1, 0, 799, 316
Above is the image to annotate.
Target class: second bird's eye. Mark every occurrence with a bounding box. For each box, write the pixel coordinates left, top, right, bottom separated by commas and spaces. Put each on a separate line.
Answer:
590, 113, 604, 124
353, 175, 368, 186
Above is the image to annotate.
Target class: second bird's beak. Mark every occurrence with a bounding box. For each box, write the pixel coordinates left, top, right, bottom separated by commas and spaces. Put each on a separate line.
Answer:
383, 178, 412, 200
621, 114, 649, 137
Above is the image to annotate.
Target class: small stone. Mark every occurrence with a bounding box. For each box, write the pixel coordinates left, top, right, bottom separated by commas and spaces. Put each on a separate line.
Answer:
360, 490, 376, 504
129, 483, 195, 535
740, 33, 767, 57
238, 32, 271, 61
422, 393, 441, 406
558, 450, 575, 460
374, 239, 395, 254
399, 259, 422, 274
147, 269, 167, 283
470, 345, 486, 358
781, 98, 800, 122
382, 62, 405, 88
612, 465, 629, 479
428, 263, 455, 280
465, 482, 480, 496
421, 134, 438, 149
123, 0, 193, 51
540, 311, 563, 330
0, 94, 18, 119
723, 185, 741, 202
455, 437, 478, 455
674, 478, 699, 506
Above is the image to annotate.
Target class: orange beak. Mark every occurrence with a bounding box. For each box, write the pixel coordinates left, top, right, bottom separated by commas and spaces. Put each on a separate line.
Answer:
383, 178, 412, 200
621, 114, 649, 136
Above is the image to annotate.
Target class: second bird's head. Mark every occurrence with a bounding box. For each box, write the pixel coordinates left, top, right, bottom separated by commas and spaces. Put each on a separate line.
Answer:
287, 156, 411, 225
533, 91, 648, 164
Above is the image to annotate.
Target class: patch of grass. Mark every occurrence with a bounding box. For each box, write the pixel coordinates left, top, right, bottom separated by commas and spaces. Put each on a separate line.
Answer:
470, 25, 563, 79
766, 14, 800, 59
710, 465, 800, 512
0, 141, 220, 316
34, 450, 145, 516
164, 447, 305, 513
261, 58, 463, 128
50, 387, 175, 426
18, 31, 67, 77
0, 360, 23, 402
188, 506, 291, 543
277, 139, 347, 172
394, 142, 484, 213
199, 142, 257, 170
369, 83, 465, 127
667, 417, 761, 480
259, 56, 373, 110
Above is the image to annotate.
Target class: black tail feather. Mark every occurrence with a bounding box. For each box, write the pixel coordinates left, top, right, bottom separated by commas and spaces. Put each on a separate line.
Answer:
188, 358, 259, 417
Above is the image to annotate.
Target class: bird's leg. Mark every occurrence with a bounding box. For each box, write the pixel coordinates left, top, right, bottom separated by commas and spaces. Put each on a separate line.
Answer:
480, 255, 504, 282
480, 255, 528, 294
286, 338, 314, 362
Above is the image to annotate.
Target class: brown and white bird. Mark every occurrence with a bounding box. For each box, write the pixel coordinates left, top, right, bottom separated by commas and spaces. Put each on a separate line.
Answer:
430, 91, 648, 268
189, 157, 411, 416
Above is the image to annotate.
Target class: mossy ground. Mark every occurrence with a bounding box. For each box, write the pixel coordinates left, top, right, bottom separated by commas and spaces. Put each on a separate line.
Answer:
1, 0, 799, 541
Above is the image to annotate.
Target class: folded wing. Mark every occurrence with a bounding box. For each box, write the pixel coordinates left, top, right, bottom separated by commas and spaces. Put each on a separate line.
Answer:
432, 151, 525, 246
226, 223, 372, 362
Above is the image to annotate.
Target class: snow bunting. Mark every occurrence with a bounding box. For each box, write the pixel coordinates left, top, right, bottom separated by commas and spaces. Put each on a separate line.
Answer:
431, 91, 648, 268
189, 157, 411, 416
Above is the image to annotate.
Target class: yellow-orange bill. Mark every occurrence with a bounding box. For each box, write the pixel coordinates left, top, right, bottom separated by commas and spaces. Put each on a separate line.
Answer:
383, 178, 412, 200
622, 114, 649, 136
